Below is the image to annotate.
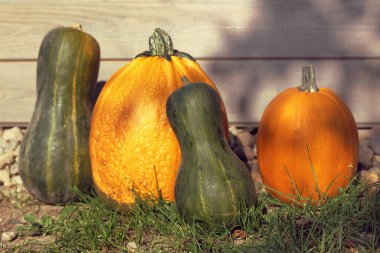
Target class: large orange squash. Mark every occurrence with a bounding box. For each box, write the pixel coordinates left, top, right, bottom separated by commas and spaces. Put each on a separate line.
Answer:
257, 65, 359, 205
90, 28, 228, 207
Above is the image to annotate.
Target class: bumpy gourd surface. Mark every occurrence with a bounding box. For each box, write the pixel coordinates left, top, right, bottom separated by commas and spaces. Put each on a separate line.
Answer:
257, 87, 359, 204
90, 56, 227, 205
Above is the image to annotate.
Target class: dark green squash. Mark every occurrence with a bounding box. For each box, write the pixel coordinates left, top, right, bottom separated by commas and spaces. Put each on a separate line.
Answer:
19, 25, 100, 204
166, 79, 257, 229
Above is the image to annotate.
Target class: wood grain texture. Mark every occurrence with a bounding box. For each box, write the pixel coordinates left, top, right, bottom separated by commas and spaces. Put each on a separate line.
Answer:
1, 0, 380, 59
1, 60, 379, 126
1, 0, 379, 126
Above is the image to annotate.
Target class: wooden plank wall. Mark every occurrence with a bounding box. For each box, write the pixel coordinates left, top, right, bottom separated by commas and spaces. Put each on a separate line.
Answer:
1, 0, 380, 127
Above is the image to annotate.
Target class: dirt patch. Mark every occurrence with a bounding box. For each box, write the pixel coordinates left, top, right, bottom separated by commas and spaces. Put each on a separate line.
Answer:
0, 184, 63, 252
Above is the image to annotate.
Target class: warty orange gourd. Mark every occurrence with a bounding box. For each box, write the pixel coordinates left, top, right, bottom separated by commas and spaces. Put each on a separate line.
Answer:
90, 28, 229, 208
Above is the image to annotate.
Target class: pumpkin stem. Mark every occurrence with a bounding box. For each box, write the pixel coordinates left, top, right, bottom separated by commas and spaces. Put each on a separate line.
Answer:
299, 65, 319, 93
149, 28, 174, 59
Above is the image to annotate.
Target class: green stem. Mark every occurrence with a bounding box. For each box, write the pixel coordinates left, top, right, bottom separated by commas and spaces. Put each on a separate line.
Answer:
149, 28, 174, 57
298, 65, 319, 93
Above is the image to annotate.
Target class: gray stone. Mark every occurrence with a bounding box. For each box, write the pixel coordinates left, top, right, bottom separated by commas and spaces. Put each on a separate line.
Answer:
0, 170, 10, 186
243, 147, 255, 161
0, 151, 15, 170
127, 241, 138, 252
372, 155, 380, 168
9, 163, 19, 176
369, 167, 380, 177
236, 131, 256, 161
11, 175, 23, 185
359, 142, 374, 169
370, 125, 380, 154
237, 131, 255, 149
360, 139, 371, 148
13, 145, 20, 157
3, 127, 23, 142
358, 129, 370, 141
1, 231, 18, 242
229, 126, 245, 136
359, 169, 380, 194
5, 138, 19, 152
0, 138, 5, 155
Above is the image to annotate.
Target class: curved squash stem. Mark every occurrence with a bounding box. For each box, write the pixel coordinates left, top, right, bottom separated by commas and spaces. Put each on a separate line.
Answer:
298, 65, 319, 93
149, 28, 174, 57
72, 24, 83, 31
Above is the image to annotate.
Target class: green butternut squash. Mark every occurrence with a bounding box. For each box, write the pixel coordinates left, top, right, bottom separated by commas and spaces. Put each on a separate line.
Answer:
166, 80, 257, 229
19, 25, 100, 204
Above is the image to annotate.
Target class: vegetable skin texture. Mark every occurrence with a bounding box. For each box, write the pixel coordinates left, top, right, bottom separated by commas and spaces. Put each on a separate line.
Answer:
257, 65, 358, 205
90, 28, 229, 207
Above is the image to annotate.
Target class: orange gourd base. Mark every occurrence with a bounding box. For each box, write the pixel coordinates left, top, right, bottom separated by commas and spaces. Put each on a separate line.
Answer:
257, 66, 359, 205
90, 28, 228, 207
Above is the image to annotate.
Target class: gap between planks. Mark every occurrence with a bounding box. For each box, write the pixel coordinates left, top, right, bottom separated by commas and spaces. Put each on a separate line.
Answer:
3, 56, 380, 63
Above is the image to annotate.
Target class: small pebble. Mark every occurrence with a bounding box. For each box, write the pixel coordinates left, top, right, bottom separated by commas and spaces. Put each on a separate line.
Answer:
237, 131, 255, 149
127, 241, 138, 252
369, 167, 380, 177
3, 127, 23, 142
370, 125, 380, 154
359, 142, 374, 169
0, 139, 5, 156
0, 151, 15, 170
0, 170, 10, 186
13, 145, 20, 157
11, 175, 23, 185
358, 129, 370, 141
359, 170, 380, 194
1, 231, 18, 242
9, 163, 19, 176
229, 126, 246, 136
372, 155, 380, 168
253, 144, 257, 158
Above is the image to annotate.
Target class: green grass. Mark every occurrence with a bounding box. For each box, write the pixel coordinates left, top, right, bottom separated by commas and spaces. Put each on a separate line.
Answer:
13, 178, 380, 253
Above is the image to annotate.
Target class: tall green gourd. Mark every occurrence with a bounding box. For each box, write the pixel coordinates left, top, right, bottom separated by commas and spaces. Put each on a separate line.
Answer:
166, 80, 257, 229
19, 25, 100, 204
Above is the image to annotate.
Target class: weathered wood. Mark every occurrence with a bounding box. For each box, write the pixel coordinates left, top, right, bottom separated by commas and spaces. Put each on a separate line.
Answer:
1, 0, 380, 59
1, 0, 379, 126
1, 60, 379, 126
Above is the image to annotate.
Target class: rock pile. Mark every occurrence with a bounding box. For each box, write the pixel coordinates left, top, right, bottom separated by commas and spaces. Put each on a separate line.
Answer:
0, 127, 24, 187
0, 125, 379, 193
228, 126, 380, 193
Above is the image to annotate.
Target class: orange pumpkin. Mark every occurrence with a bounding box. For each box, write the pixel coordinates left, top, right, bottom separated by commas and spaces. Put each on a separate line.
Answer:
90, 28, 229, 207
257, 65, 359, 205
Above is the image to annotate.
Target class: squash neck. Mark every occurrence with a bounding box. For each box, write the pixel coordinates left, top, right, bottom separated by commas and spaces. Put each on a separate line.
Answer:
180, 136, 229, 155
298, 65, 319, 93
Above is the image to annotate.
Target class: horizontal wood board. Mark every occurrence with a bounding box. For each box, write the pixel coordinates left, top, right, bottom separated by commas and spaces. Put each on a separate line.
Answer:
1, 59, 379, 127
0, 0, 379, 126
1, 0, 380, 59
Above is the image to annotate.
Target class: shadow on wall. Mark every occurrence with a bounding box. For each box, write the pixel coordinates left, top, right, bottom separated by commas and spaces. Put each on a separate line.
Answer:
207, 0, 380, 125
